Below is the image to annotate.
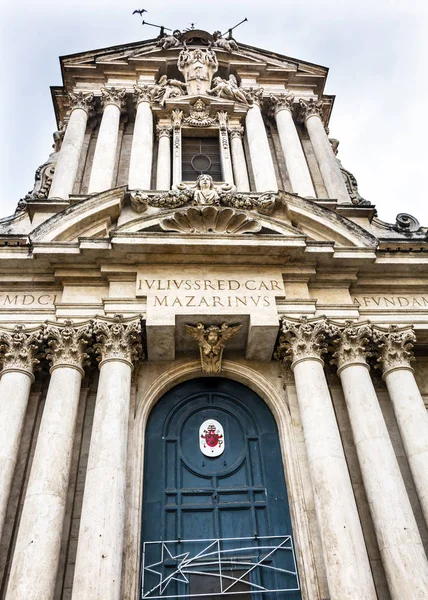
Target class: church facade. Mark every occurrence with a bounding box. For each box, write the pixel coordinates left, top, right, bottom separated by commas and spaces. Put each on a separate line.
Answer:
0, 27, 428, 600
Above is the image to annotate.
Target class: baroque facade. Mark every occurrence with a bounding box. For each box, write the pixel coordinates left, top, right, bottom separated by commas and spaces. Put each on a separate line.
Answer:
0, 27, 428, 600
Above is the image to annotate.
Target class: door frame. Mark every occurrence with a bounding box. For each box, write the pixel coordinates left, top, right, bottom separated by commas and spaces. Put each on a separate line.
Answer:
123, 359, 322, 600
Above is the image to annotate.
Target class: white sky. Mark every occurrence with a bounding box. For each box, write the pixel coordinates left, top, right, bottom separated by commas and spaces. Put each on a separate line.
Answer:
1, 0, 427, 225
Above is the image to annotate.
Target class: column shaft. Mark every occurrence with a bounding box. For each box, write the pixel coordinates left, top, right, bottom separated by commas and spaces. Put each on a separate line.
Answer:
305, 113, 349, 203
0, 370, 33, 541
128, 99, 153, 190
275, 108, 315, 197
293, 358, 376, 599
339, 363, 428, 598
218, 112, 234, 185
72, 360, 131, 600
156, 126, 171, 190
229, 130, 250, 192
384, 367, 428, 527
5, 366, 83, 600
245, 104, 277, 192
48, 107, 89, 199
171, 110, 183, 187
88, 99, 122, 194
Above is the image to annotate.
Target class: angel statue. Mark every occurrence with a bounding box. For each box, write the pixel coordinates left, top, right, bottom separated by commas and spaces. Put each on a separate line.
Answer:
207, 74, 249, 104
185, 322, 242, 373
210, 30, 239, 52
157, 30, 182, 50
152, 75, 187, 107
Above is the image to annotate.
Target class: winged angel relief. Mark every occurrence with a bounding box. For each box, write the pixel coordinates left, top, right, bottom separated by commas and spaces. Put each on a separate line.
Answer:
185, 322, 242, 373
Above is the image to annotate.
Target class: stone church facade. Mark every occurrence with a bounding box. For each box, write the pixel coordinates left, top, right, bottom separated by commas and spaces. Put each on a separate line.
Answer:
0, 27, 428, 600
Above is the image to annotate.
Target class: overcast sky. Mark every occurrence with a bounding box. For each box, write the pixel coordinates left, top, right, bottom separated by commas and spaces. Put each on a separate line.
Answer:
1, 0, 427, 225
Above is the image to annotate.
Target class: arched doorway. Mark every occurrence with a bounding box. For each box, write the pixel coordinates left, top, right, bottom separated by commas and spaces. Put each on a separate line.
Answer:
140, 378, 301, 599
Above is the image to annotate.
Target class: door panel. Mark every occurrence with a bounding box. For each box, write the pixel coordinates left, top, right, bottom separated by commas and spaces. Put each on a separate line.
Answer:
141, 378, 301, 599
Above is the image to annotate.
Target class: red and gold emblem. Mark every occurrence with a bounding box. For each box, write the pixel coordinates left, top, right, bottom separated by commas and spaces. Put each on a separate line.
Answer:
199, 419, 225, 457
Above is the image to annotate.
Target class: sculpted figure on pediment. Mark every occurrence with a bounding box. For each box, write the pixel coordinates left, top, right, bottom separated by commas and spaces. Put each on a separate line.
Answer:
152, 75, 187, 107
210, 30, 239, 53
157, 29, 182, 50
178, 46, 218, 95
207, 74, 249, 104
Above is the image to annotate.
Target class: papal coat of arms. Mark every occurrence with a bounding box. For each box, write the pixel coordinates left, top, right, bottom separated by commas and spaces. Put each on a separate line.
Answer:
199, 419, 225, 457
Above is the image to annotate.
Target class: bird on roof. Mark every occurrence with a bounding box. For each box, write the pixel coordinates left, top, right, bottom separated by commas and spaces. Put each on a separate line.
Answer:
133, 9, 147, 15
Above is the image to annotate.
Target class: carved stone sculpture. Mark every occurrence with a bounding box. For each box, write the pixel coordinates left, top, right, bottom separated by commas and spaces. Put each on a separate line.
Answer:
152, 75, 186, 107
275, 316, 331, 365
44, 320, 93, 371
329, 138, 370, 206
182, 99, 216, 126
100, 87, 127, 110
185, 322, 242, 373
210, 30, 239, 52
394, 213, 421, 233
19, 151, 58, 207
93, 314, 143, 365
372, 325, 416, 373
0, 325, 44, 374
207, 74, 248, 104
178, 46, 218, 95
331, 321, 372, 370
52, 121, 66, 152
160, 206, 262, 234
157, 30, 182, 50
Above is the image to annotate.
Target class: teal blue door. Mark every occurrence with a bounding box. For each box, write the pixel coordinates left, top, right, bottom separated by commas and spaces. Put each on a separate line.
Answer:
141, 378, 301, 599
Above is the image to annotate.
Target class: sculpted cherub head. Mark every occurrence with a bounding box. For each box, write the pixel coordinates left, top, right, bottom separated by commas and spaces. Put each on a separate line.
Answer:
206, 325, 220, 347
196, 174, 214, 190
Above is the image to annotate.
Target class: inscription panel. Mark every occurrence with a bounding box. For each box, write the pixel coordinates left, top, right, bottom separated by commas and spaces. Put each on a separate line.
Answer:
0, 292, 59, 309
353, 295, 428, 309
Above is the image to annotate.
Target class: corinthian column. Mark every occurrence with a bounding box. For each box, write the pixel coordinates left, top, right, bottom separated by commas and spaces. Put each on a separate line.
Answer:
0, 326, 42, 542
88, 87, 126, 194
49, 92, 94, 199
156, 123, 172, 190
373, 325, 428, 528
276, 318, 376, 600
299, 98, 350, 203
229, 126, 250, 191
6, 321, 92, 600
334, 322, 428, 599
270, 94, 315, 197
128, 85, 153, 190
244, 88, 277, 192
72, 315, 142, 600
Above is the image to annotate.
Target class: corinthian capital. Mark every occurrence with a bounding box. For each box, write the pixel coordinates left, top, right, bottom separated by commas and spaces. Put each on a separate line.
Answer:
228, 126, 244, 140
94, 314, 143, 367
69, 91, 95, 114
244, 87, 264, 106
44, 320, 93, 373
275, 316, 331, 367
373, 325, 416, 375
331, 321, 372, 372
0, 325, 43, 377
156, 124, 172, 139
299, 98, 324, 121
101, 87, 127, 110
270, 93, 294, 114
134, 84, 154, 106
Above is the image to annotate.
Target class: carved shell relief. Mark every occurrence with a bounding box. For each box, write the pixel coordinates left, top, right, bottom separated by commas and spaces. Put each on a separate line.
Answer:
160, 206, 261, 234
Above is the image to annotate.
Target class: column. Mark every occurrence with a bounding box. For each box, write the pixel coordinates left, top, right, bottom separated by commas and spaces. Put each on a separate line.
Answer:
300, 98, 350, 203
334, 322, 428, 599
244, 88, 277, 192
270, 94, 315, 197
128, 85, 153, 190
156, 123, 172, 190
374, 325, 428, 528
217, 111, 234, 186
49, 92, 94, 199
88, 87, 126, 194
229, 126, 250, 192
276, 318, 376, 600
0, 326, 41, 542
5, 321, 92, 600
72, 315, 142, 600
171, 109, 183, 186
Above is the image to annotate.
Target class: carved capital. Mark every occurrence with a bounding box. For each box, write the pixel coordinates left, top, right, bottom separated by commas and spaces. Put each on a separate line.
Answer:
94, 314, 143, 367
228, 126, 244, 140
185, 322, 242, 374
156, 124, 172, 139
299, 98, 324, 121
101, 87, 127, 111
170, 109, 183, 129
44, 320, 93, 373
0, 325, 43, 377
373, 325, 416, 375
217, 111, 228, 129
331, 321, 372, 372
275, 317, 331, 368
69, 91, 95, 114
270, 93, 294, 115
244, 87, 264, 106
134, 84, 153, 106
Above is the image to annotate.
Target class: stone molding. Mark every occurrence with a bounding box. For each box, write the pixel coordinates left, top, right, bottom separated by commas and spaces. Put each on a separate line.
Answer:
275, 316, 331, 368
372, 325, 416, 375
299, 98, 324, 121
44, 319, 93, 373
0, 325, 43, 377
100, 87, 127, 110
133, 85, 153, 106
270, 93, 294, 115
68, 91, 95, 114
94, 314, 143, 367
156, 124, 172, 139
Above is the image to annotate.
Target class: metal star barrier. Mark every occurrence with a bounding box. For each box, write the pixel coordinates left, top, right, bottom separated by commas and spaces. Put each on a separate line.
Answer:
141, 535, 300, 598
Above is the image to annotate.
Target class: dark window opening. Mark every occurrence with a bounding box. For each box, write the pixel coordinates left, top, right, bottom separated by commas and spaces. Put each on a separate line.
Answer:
182, 137, 222, 182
